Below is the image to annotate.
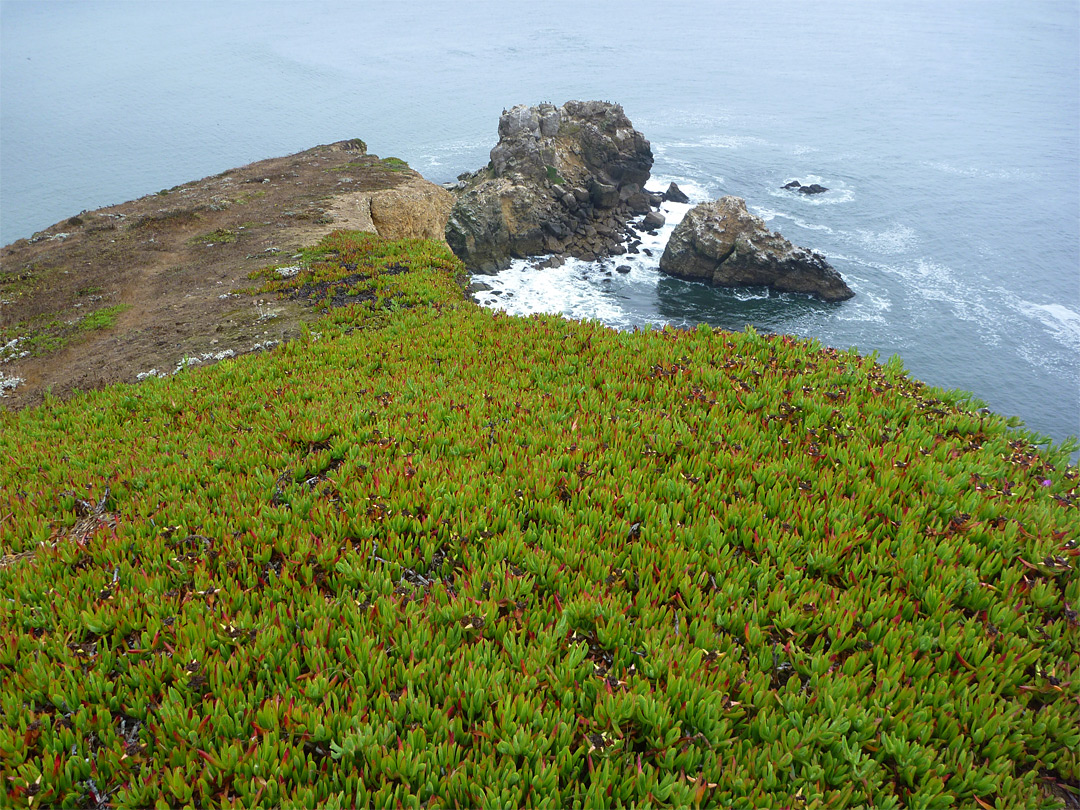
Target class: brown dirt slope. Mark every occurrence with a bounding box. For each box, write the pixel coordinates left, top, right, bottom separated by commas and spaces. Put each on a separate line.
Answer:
0, 140, 453, 411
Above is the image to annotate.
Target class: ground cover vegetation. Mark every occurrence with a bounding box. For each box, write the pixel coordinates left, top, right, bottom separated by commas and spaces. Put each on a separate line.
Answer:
1, 304, 132, 362
1, 232, 1077, 808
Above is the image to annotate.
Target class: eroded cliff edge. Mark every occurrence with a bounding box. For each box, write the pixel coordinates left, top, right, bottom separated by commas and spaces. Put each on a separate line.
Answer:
0, 140, 454, 409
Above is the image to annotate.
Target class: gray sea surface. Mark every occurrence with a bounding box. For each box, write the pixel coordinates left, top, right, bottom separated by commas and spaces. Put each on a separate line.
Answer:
2, 0, 1077, 449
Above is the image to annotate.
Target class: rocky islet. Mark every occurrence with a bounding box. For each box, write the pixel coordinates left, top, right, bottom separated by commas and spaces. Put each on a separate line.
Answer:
782, 180, 829, 195
445, 101, 656, 271
658, 196, 855, 302
445, 101, 852, 302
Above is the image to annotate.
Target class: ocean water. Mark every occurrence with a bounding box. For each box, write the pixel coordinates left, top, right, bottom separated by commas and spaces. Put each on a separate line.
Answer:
2, 0, 1077, 449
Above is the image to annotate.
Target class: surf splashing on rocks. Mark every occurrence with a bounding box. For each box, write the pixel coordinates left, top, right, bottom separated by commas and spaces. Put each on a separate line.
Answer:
470, 179, 701, 328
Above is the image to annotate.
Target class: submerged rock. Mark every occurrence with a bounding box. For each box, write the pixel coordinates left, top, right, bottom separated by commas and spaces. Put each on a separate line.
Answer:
658, 196, 854, 301
446, 101, 653, 272
782, 180, 829, 195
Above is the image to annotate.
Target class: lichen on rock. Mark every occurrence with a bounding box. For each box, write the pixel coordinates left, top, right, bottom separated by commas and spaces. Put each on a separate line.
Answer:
446, 101, 654, 272
658, 196, 855, 302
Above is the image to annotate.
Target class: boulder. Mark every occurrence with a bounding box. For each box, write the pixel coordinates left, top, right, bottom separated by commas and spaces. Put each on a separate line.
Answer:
658, 196, 854, 301
626, 191, 653, 214
312, 172, 454, 244
368, 178, 454, 242
642, 210, 666, 230
537, 255, 566, 269
466, 280, 492, 297
590, 180, 620, 209
662, 182, 691, 204
446, 101, 653, 271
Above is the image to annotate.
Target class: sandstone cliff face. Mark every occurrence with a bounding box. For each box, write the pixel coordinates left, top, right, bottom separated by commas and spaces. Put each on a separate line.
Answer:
320, 175, 453, 243
446, 101, 654, 271
369, 181, 452, 242
658, 197, 854, 302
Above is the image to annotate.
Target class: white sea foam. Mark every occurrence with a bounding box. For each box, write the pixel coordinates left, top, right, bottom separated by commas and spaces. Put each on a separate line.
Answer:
1010, 316, 1080, 380
731, 289, 771, 302
657, 134, 769, 151
862, 255, 976, 320
473, 258, 637, 328
1018, 301, 1080, 351
924, 161, 1036, 182
910, 258, 954, 283
852, 223, 918, 255
471, 199, 697, 328
649, 156, 726, 193
841, 285, 891, 319
645, 176, 710, 205
752, 207, 836, 234
951, 299, 1002, 345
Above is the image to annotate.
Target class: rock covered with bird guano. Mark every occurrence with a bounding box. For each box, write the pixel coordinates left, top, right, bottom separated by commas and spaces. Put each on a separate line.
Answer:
446, 101, 654, 272
658, 196, 854, 301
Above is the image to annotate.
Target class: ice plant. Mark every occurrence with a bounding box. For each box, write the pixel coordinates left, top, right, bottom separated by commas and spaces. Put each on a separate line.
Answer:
1, 231, 1077, 808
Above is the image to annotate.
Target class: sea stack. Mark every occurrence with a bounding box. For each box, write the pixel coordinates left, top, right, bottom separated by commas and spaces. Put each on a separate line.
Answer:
445, 101, 654, 272
658, 196, 854, 302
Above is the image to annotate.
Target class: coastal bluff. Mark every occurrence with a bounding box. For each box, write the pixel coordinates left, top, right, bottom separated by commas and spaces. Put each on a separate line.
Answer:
3, 113, 854, 411
0, 140, 453, 409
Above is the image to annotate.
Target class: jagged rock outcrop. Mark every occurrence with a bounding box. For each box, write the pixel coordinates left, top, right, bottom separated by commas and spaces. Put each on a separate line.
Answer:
658, 196, 854, 301
663, 182, 690, 203
446, 101, 653, 271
